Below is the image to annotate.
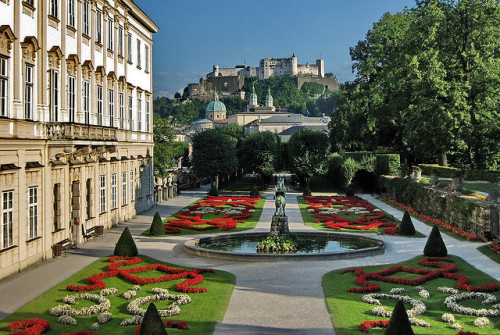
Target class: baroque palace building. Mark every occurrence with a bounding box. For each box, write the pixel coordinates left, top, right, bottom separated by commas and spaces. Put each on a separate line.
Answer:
0, 0, 158, 279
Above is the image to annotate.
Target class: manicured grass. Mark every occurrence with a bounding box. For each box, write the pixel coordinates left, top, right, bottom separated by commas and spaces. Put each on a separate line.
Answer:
478, 244, 500, 264
143, 196, 266, 236
0, 256, 235, 335
420, 178, 498, 194
323, 255, 500, 334
297, 196, 424, 237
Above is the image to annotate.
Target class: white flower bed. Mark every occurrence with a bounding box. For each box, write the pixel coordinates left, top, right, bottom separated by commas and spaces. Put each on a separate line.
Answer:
98, 312, 112, 324
89, 323, 100, 331
132, 285, 141, 291
451, 322, 462, 330
390, 288, 405, 294
441, 313, 455, 323
99, 287, 118, 296
123, 290, 137, 300
418, 289, 430, 299
362, 293, 427, 317
58, 315, 77, 325
50, 293, 111, 317
120, 315, 143, 326
444, 292, 500, 317
126, 288, 191, 318
474, 317, 490, 327
437, 286, 458, 295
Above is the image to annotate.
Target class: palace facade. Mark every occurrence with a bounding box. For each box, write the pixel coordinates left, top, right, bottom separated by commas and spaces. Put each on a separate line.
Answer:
0, 0, 158, 279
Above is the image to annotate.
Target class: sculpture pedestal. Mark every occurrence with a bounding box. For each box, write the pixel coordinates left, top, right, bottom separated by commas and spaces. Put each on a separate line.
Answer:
270, 215, 290, 238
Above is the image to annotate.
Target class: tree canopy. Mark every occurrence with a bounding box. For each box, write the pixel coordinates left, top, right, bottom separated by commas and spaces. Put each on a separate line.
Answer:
330, 0, 500, 169
239, 131, 280, 179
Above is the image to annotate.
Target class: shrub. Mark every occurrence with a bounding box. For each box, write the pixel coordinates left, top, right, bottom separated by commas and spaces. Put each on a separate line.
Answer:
113, 227, 138, 257
419, 164, 500, 183
398, 211, 416, 236
423, 225, 447, 257
208, 183, 219, 196
384, 300, 414, 335
138, 303, 167, 335
149, 212, 165, 236
249, 185, 260, 196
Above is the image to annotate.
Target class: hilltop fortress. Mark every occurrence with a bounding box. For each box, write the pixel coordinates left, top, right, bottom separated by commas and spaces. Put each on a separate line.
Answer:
187, 54, 339, 101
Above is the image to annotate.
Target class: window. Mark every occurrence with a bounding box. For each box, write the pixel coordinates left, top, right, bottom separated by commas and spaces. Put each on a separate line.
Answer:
100, 175, 106, 213
146, 100, 150, 132
86, 179, 92, 219
136, 39, 141, 67
83, 80, 90, 124
50, 0, 58, 18
118, 26, 123, 57
68, 0, 75, 27
130, 170, 134, 201
68, 75, 75, 122
107, 17, 113, 50
128, 95, 133, 130
97, 85, 103, 126
122, 171, 127, 205
24, 64, 33, 120
108, 88, 114, 127
2, 190, 13, 249
49, 70, 59, 122
145, 45, 149, 72
96, 10, 102, 44
24, 0, 35, 6
119, 92, 124, 129
28, 186, 38, 239
127, 33, 132, 62
53, 184, 60, 230
1, 57, 9, 117
137, 99, 142, 131
83, 0, 89, 35
111, 173, 117, 209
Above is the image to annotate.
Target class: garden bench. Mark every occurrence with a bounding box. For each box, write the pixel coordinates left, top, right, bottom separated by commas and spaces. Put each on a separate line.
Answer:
81, 222, 96, 241
53, 238, 76, 257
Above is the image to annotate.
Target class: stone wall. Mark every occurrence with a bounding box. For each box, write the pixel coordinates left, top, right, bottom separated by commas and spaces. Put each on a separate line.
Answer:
296, 75, 339, 91
379, 176, 499, 240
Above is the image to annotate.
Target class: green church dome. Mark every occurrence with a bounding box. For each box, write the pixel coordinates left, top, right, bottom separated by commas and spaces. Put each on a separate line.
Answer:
205, 91, 227, 112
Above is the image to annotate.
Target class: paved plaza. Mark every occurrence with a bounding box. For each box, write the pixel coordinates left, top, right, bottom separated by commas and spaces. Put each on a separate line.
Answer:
0, 186, 499, 334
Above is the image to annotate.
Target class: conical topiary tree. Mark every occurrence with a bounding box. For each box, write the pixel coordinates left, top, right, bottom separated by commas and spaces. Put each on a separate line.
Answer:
423, 225, 447, 257
113, 227, 138, 257
398, 211, 416, 236
138, 303, 167, 335
250, 184, 260, 197
150, 212, 165, 236
384, 300, 414, 335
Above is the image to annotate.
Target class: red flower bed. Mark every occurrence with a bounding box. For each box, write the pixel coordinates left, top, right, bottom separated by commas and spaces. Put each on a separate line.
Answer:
67, 256, 213, 293
341, 257, 499, 293
62, 332, 99, 335
359, 320, 389, 333
303, 195, 398, 232
164, 195, 261, 233
381, 195, 485, 241
134, 320, 188, 334
455, 332, 480, 335
7, 318, 50, 335
489, 241, 500, 255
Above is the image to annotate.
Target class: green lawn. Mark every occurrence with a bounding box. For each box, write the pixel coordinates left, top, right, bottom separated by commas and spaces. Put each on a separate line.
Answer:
421, 178, 498, 194
143, 196, 266, 236
297, 196, 424, 237
0, 256, 235, 335
478, 245, 500, 265
323, 255, 500, 334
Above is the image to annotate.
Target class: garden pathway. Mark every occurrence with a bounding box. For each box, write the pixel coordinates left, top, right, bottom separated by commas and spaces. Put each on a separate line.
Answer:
1, 187, 499, 334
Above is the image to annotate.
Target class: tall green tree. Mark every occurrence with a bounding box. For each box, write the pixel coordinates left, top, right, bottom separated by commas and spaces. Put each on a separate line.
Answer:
192, 129, 238, 188
239, 131, 280, 181
288, 128, 330, 187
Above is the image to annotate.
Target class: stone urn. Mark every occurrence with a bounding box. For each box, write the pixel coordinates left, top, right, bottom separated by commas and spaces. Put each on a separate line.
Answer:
452, 177, 463, 192
430, 173, 439, 187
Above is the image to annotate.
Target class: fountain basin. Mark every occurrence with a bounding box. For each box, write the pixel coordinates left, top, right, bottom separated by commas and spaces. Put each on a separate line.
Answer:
184, 232, 385, 261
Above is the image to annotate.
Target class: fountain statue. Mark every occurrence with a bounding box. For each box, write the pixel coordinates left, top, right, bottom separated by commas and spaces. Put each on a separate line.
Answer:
257, 177, 297, 252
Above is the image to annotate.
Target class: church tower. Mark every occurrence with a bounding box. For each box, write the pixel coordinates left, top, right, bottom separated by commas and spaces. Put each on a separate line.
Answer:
265, 85, 274, 108
247, 84, 258, 111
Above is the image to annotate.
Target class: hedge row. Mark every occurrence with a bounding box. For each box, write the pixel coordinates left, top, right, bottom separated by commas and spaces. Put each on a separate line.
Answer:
419, 164, 500, 182
344, 152, 400, 176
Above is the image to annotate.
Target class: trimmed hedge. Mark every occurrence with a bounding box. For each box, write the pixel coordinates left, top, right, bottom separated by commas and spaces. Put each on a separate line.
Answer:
150, 212, 165, 236
345, 152, 400, 176
419, 164, 500, 182
113, 227, 138, 257
384, 300, 414, 335
424, 225, 448, 257
398, 211, 416, 236
139, 303, 167, 335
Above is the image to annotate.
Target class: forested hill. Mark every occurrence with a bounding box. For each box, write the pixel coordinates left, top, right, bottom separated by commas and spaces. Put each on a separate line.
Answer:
153, 76, 338, 126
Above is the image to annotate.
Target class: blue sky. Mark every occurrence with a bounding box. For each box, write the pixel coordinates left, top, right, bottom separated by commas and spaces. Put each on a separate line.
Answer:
134, 0, 417, 98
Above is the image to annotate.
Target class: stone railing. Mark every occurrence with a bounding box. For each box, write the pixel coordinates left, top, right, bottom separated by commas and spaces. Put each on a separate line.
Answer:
46, 123, 117, 141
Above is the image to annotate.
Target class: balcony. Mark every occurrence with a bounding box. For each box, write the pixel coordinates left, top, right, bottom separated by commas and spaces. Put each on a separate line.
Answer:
46, 123, 117, 141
